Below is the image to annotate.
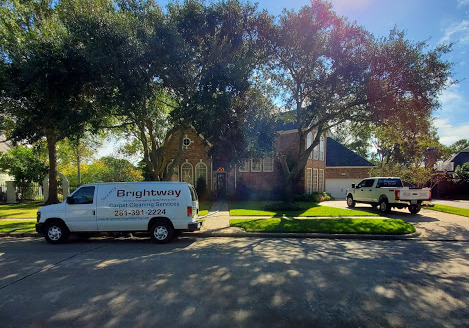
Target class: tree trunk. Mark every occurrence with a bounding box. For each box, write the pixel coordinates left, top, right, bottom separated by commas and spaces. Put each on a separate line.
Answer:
45, 133, 59, 204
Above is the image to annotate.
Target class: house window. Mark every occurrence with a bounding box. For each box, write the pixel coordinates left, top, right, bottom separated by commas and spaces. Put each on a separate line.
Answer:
195, 162, 207, 188
183, 137, 191, 148
306, 168, 313, 194
307, 132, 313, 160
319, 169, 324, 193
319, 136, 324, 161
181, 162, 193, 185
167, 162, 179, 181
239, 160, 250, 172
313, 133, 319, 160
263, 156, 274, 172
313, 168, 319, 192
251, 158, 262, 172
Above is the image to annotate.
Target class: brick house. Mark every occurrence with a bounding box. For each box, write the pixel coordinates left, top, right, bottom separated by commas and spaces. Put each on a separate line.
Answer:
162, 124, 329, 199
325, 137, 374, 199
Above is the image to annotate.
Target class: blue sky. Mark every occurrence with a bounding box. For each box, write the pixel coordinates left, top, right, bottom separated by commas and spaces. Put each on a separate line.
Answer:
253, 0, 469, 146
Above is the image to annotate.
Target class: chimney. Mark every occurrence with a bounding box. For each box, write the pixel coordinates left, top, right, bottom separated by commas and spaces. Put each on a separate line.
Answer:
425, 147, 437, 169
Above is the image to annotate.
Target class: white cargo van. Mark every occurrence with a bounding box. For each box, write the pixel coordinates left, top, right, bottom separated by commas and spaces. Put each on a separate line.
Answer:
36, 182, 201, 244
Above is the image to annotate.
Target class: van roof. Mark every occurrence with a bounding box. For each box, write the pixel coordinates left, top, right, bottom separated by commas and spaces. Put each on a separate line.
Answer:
79, 181, 193, 187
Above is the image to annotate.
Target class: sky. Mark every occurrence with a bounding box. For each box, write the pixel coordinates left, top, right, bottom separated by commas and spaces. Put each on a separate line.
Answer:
253, 0, 469, 146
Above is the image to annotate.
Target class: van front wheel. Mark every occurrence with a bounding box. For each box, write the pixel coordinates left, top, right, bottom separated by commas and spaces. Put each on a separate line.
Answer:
150, 222, 174, 244
44, 221, 69, 244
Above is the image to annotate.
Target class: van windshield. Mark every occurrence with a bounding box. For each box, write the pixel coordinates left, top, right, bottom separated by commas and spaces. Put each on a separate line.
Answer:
189, 185, 198, 201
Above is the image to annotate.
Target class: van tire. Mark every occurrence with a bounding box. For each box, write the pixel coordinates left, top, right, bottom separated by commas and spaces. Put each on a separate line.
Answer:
44, 220, 69, 244
150, 222, 174, 244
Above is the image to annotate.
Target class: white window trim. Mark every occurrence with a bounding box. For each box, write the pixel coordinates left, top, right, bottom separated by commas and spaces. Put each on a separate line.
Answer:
306, 168, 313, 194
307, 132, 313, 160
263, 156, 274, 172
251, 158, 262, 172
181, 162, 194, 185
167, 161, 179, 182
195, 162, 208, 187
313, 168, 319, 192
313, 133, 319, 160
239, 159, 250, 172
319, 169, 324, 193
319, 136, 324, 161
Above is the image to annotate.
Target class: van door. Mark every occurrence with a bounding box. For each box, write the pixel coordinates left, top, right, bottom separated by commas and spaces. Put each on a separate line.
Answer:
65, 186, 97, 231
189, 185, 199, 217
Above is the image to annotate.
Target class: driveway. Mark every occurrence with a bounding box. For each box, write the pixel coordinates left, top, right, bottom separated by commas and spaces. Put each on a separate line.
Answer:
322, 200, 469, 241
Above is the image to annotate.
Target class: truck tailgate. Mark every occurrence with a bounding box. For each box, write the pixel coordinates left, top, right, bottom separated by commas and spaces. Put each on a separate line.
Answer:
398, 188, 431, 200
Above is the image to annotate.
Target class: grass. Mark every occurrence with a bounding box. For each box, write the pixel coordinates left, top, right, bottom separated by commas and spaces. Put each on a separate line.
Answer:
0, 219, 36, 233
0, 202, 42, 219
199, 201, 211, 216
427, 204, 469, 218
230, 218, 416, 235
229, 201, 378, 217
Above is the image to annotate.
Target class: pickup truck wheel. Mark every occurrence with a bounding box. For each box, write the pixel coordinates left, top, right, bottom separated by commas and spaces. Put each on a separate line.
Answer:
150, 222, 174, 244
44, 221, 69, 244
409, 204, 421, 214
346, 195, 356, 208
379, 199, 391, 214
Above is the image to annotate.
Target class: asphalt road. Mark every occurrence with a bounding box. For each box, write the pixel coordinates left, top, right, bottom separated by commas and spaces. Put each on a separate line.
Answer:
0, 236, 468, 328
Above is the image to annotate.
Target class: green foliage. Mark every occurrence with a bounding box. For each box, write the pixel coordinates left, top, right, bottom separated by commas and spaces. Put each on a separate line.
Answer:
448, 139, 469, 155
428, 204, 469, 218
0, 145, 48, 183
454, 163, 469, 184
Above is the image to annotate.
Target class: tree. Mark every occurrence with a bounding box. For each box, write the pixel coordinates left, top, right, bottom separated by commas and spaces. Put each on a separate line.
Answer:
454, 163, 469, 185
262, 1, 452, 198
0, 0, 104, 204
0, 145, 48, 199
448, 139, 469, 156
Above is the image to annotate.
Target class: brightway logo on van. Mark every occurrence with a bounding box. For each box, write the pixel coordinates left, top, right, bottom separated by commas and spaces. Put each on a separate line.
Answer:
117, 189, 181, 198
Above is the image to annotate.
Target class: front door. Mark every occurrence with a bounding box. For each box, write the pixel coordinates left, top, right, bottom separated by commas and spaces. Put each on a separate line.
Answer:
216, 173, 227, 199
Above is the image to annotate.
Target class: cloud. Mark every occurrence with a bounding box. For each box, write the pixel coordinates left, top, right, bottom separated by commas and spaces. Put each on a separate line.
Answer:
458, 0, 469, 8
433, 118, 469, 145
440, 20, 469, 44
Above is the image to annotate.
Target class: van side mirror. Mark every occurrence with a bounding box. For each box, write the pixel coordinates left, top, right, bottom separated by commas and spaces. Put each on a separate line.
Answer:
351, 184, 355, 189
66, 196, 74, 204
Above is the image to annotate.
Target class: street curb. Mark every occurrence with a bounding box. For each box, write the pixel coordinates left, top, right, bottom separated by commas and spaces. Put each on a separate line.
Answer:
0, 230, 421, 240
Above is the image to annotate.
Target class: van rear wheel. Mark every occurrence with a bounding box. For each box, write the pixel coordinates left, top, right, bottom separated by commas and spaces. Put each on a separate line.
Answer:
150, 222, 174, 244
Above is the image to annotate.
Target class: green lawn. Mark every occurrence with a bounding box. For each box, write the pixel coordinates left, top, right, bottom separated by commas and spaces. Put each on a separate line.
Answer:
229, 201, 378, 217
230, 218, 416, 235
0, 202, 41, 219
427, 204, 469, 218
0, 219, 36, 233
199, 201, 211, 216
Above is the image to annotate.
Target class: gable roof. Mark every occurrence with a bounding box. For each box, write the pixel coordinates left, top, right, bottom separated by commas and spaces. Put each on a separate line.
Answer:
326, 137, 374, 167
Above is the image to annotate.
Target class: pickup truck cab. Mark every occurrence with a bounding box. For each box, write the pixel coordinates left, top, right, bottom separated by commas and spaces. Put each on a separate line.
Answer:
36, 181, 201, 244
346, 177, 431, 214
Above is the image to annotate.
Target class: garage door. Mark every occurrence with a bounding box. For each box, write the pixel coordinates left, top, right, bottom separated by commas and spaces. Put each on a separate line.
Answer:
326, 179, 359, 199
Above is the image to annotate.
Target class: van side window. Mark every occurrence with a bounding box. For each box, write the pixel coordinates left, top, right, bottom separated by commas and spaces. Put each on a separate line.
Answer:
189, 186, 198, 201
364, 179, 374, 188
70, 186, 95, 204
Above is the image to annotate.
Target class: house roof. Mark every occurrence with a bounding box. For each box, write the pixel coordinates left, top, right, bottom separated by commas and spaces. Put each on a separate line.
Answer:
326, 137, 374, 167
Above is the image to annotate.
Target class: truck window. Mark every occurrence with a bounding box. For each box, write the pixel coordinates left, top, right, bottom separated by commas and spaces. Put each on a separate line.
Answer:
376, 179, 403, 188
69, 186, 95, 204
364, 179, 374, 188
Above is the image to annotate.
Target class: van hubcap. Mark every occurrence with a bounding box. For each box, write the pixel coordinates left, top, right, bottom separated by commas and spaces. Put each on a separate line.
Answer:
154, 226, 168, 240
48, 226, 62, 241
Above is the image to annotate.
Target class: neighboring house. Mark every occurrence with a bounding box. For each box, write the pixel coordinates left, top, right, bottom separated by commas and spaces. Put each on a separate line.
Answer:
0, 136, 14, 185
162, 122, 352, 199
325, 137, 374, 199
438, 147, 469, 173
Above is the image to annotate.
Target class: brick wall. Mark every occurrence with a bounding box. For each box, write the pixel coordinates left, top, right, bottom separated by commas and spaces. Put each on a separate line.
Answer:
325, 167, 372, 179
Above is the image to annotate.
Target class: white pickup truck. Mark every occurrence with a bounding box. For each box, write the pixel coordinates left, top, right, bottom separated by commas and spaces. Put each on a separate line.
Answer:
346, 177, 431, 214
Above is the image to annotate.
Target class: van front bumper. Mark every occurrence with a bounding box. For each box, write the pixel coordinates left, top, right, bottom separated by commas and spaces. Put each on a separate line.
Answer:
188, 221, 202, 232
36, 223, 45, 234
